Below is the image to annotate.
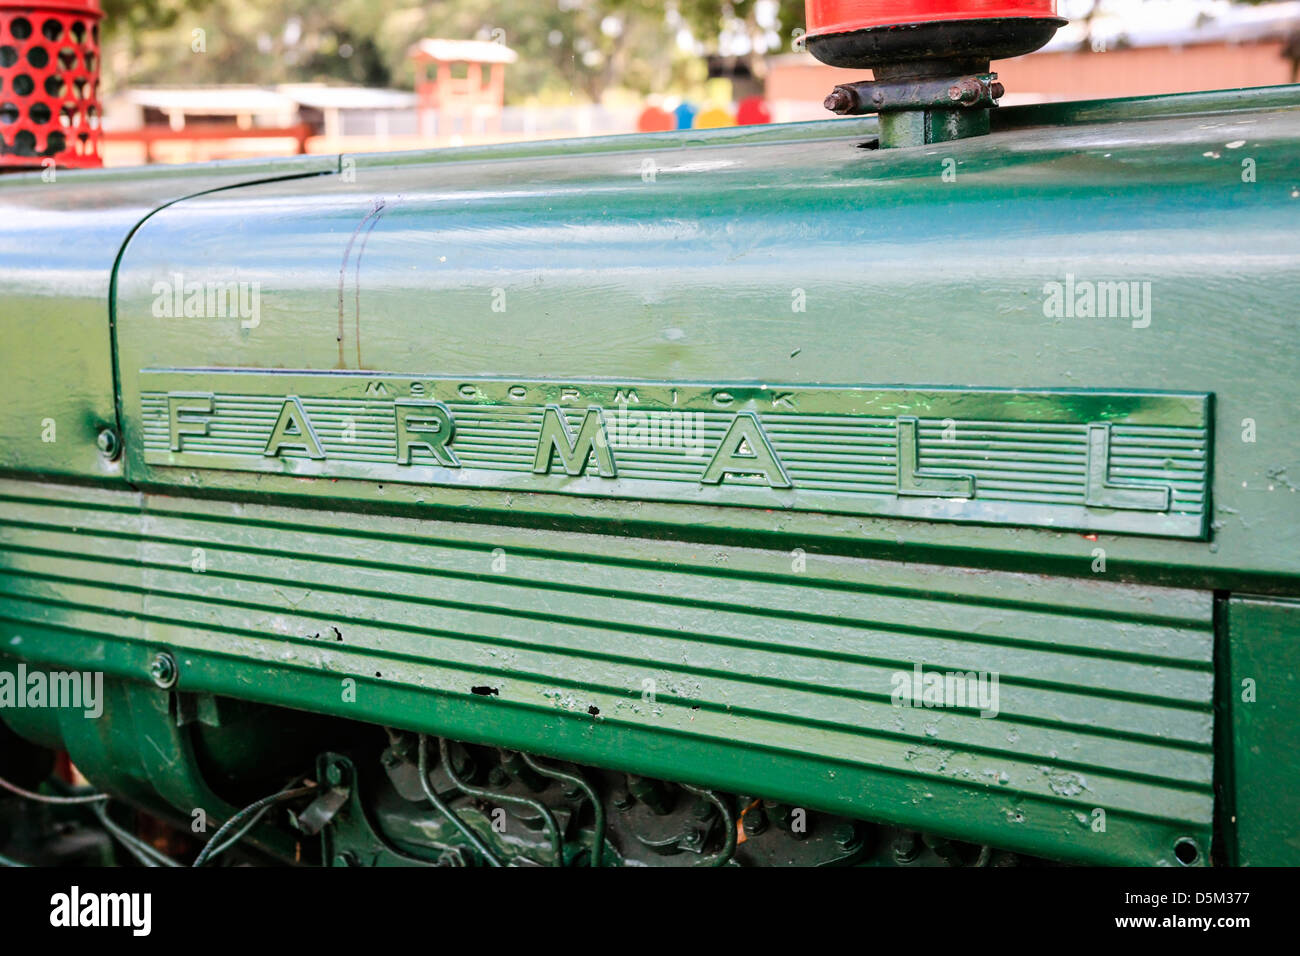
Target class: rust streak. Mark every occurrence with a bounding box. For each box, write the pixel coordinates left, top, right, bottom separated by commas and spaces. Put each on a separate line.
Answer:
353, 202, 386, 369
337, 200, 385, 369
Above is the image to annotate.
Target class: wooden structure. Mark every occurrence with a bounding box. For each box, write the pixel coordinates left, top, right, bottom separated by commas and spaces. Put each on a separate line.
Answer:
410, 38, 517, 137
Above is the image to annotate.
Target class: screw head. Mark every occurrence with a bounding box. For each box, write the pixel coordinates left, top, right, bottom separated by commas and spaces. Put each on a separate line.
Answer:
148, 652, 177, 689
96, 427, 121, 461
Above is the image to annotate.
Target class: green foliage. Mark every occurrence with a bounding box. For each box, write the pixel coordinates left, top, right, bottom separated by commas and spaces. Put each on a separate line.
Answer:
99, 0, 213, 36
676, 0, 806, 54
100, 0, 812, 101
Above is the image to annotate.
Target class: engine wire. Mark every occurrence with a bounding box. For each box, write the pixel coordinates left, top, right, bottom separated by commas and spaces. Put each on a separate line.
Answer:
0, 773, 109, 805
92, 802, 182, 868
193, 780, 317, 867
1, 770, 188, 866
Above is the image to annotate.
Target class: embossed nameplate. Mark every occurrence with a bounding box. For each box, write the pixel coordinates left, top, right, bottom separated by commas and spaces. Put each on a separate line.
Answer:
138, 370, 1211, 538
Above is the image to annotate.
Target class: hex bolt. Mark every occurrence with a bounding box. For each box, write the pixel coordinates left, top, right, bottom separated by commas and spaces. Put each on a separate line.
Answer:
96, 427, 121, 461
148, 652, 177, 689
833, 822, 861, 851
325, 762, 348, 788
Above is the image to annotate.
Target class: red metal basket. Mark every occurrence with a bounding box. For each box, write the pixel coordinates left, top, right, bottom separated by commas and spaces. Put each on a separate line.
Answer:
0, 0, 101, 169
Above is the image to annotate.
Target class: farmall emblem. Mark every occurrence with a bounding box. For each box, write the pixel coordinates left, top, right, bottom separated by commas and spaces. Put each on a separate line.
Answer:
141, 371, 1211, 539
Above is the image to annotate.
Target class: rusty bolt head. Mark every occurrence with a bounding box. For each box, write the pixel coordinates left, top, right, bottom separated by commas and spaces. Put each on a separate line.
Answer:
948, 80, 981, 104
823, 88, 855, 114
991, 81, 1006, 99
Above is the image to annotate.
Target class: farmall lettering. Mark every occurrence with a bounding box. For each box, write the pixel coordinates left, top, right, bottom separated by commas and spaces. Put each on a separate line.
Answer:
141, 372, 1211, 538
168, 387, 797, 489
164, 382, 1170, 503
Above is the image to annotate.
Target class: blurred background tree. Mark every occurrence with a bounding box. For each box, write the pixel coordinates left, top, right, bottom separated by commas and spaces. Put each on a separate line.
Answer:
97, 0, 811, 102
96, 1, 1300, 99
675, 0, 805, 79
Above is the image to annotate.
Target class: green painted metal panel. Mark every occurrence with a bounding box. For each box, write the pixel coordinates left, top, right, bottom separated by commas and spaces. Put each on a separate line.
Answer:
0, 477, 1214, 865
5, 87, 1300, 867
1223, 595, 1300, 866
108, 91, 1300, 588
0, 155, 338, 482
